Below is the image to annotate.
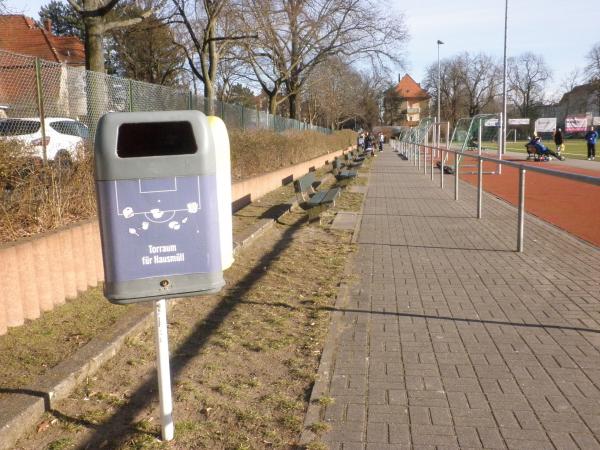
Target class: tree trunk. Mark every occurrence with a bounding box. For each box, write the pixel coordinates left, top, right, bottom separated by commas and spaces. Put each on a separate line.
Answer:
268, 95, 277, 115
84, 16, 105, 72
288, 92, 298, 119
204, 81, 215, 115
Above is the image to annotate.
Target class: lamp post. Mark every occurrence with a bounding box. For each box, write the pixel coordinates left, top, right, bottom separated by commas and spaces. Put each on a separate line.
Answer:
437, 40, 444, 146
501, 0, 508, 159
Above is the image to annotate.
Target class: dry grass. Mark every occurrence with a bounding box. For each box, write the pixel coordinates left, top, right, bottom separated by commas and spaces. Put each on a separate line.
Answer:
14, 211, 357, 450
229, 129, 355, 181
0, 130, 355, 244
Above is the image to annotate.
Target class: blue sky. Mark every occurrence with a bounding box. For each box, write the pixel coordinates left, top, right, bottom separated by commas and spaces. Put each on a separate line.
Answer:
395, 0, 600, 98
5, 0, 600, 99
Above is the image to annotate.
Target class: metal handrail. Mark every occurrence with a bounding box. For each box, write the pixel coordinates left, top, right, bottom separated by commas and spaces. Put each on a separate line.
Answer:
392, 138, 600, 252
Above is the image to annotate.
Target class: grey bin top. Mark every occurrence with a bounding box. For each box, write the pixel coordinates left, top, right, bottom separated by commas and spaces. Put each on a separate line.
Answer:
94, 110, 216, 181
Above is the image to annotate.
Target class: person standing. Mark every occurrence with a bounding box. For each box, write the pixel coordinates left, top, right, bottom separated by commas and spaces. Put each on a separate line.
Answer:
585, 126, 598, 160
357, 133, 365, 152
378, 132, 385, 152
553, 128, 564, 155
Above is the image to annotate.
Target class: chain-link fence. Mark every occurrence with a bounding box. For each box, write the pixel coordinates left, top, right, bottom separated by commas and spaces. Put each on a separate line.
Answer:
0, 49, 331, 162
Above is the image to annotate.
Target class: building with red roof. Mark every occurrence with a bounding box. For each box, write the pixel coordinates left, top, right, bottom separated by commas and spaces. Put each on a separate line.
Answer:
383, 74, 431, 127
0, 15, 85, 65
0, 15, 86, 118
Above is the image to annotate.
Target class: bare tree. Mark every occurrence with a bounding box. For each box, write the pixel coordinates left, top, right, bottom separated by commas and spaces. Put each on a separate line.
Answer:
169, 0, 256, 114
558, 68, 582, 119
238, 0, 408, 119
108, 0, 185, 85
507, 52, 551, 118
355, 68, 390, 129
585, 42, 600, 115
66, 0, 153, 72
303, 57, 362, 129
457, 52, 501, 117
423, 58, 466, 127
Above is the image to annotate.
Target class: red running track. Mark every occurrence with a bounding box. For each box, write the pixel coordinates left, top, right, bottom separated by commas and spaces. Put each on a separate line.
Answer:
455, 155, 600, 247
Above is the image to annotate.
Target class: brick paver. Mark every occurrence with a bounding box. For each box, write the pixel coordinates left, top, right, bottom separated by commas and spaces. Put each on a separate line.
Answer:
316, 149, 600, 449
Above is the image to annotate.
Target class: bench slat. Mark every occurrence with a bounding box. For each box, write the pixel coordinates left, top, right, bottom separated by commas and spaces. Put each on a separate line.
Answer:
307, 188, 339, 206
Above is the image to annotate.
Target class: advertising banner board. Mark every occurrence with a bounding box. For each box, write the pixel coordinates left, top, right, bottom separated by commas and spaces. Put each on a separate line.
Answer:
565, 115, 588, 133
534, 117, 556, 133
508, 118, 530, 125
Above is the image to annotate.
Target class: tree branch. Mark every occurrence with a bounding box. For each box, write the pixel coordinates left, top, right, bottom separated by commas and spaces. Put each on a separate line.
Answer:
103, 10, 153, 32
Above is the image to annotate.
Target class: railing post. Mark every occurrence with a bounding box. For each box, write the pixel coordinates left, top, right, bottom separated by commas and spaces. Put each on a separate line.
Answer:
440, 150, 444, 189
454, 153, 459, 200
424, 146, 427, 174
477, 158, 483, 218
430, 146, 434, 180
128, 79, 134, 112
517, 167, 526, 252
413, 143, 417, 166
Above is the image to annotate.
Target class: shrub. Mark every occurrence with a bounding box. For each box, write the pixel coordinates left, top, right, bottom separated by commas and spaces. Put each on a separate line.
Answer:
0, 129, 355, 243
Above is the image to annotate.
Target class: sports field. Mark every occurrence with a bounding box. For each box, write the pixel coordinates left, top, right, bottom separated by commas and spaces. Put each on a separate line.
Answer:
482, 139, 596, 160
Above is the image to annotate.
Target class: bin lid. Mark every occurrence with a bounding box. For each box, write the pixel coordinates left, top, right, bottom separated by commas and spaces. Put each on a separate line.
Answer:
95, 110, 215, 180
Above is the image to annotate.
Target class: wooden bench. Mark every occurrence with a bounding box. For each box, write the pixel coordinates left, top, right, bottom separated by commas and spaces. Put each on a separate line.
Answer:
332, 157, 358, 185
344, 151, 364, 167
294, 172, 341, 221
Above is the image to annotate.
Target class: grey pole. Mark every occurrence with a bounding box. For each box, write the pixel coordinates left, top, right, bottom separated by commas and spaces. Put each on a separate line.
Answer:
454, 154, 459, 200
478, 118, 482, 155
431, 145, 434, 180
424, 133, 428, 174
500, 0, 508, 174
437, 40, 444, 145
440, 150, 445, 189
517, 167, 526, 252
477, 158, 483, 218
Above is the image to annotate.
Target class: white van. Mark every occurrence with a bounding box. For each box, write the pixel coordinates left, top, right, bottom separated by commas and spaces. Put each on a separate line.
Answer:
0, 117, 88, 161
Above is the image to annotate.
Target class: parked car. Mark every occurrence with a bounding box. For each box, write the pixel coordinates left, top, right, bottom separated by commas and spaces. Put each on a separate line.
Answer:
0, 117, 88, 162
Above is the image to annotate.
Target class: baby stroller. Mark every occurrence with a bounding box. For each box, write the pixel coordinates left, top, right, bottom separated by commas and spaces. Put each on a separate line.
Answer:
525, 138, 565, 161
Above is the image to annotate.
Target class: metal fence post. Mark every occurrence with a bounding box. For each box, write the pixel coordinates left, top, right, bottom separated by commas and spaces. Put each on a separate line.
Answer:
34, 57, 48, 164
128, 79, 133, 112
517, 167, 526, 252
440, 150, 444, 189
477, 158, 483, 218
454, 153, 459, 201
430, 146, 434, 180
188, 91, 193, 110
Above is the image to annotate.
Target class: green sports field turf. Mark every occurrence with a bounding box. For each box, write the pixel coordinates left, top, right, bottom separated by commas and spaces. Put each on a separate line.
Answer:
478, 140, 596, 161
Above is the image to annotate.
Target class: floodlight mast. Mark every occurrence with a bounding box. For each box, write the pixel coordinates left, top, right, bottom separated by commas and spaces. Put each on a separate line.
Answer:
500, 0, 508, 173
437, 40, 444, 146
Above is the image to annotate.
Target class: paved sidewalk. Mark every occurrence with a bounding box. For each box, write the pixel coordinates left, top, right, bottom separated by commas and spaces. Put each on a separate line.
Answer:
317, 149, 600, 449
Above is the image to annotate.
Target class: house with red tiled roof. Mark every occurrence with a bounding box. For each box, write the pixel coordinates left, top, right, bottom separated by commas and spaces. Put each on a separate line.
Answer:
383, 74, 431, 126
0, 15, 86, 117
